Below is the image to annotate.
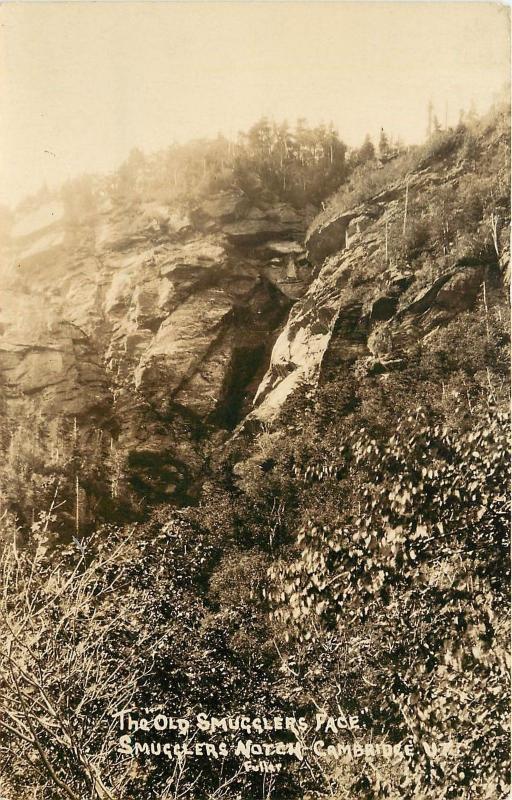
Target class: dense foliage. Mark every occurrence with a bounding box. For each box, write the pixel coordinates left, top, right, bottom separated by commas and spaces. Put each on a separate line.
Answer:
0, 510, 294, 800
12, 112, 412, 231
0, 406, 129, 541
267, 407, 510, 799
16, 117, 352, 223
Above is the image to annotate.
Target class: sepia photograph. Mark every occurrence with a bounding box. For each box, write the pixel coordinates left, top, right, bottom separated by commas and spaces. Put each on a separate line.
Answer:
0, 2, 510, 798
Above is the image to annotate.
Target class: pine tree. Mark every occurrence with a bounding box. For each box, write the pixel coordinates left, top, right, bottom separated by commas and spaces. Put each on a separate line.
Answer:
358, 134, 375, 164
379, 128, 390, 160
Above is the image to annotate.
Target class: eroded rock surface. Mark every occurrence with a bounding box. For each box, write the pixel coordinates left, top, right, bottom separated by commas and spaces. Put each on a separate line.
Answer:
1, 120, 509, 505
248, 161, 509, 426
0, 191, 315, 502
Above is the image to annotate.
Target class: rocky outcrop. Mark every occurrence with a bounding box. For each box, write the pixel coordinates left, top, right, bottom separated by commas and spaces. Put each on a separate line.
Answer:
0, 320, 110, 419
0, 190, 316, 503
223, 203, 307, 245
1, 117, 509, 507
305, 209, 356, 266
248, 160, 509, 427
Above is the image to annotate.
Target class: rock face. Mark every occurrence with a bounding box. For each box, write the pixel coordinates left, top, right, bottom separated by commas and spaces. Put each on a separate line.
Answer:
248, 159, 509, 426
0, 321, 110, 419
0, 192, 314, 503
305, 209, 356, 265
1, 118, 509, 507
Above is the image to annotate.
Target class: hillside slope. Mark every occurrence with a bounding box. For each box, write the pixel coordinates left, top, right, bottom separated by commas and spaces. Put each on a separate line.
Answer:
0, 107, 509, 800
249, 112, 510, 427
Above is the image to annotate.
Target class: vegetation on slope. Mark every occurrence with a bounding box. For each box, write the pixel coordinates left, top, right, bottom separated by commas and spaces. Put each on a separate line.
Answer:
0, 102, 509, 799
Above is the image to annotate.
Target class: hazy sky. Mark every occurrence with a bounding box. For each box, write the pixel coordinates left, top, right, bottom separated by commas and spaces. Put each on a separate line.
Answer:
0, 2, 509, 207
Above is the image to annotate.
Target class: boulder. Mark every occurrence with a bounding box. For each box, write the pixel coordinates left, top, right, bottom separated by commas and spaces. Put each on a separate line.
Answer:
433, 268, 483, 313
134, 289, 235, 415
386, 268, 414, 292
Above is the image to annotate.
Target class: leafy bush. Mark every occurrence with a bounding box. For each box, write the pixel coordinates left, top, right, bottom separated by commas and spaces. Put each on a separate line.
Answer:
268, 408, 510, 799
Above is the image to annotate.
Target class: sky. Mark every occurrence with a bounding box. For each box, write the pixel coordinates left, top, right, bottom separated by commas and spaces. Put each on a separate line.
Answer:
0, 1, 509, 207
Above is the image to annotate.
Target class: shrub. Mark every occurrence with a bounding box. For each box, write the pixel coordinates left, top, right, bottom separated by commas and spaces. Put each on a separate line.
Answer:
414, 129, 461, 168
0, 511, 288, 800
268, 408, 510, 799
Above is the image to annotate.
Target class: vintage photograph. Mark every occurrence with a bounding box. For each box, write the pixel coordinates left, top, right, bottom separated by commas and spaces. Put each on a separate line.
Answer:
0, 2, 510, 798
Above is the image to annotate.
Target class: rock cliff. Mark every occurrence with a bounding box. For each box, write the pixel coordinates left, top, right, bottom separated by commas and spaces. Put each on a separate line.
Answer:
0, 113, 509, 510
249, 128, 510, 427
0, 190, 315, 504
